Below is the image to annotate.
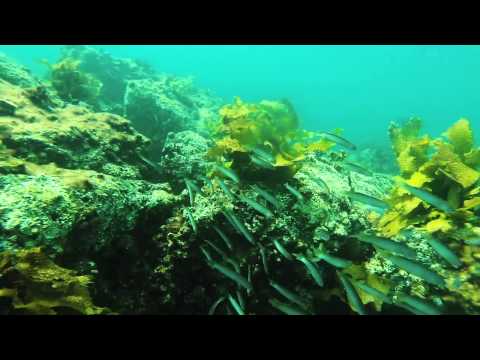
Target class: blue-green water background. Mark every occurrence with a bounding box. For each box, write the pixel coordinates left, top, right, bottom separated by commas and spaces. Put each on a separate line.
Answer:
1, 45, 479, 148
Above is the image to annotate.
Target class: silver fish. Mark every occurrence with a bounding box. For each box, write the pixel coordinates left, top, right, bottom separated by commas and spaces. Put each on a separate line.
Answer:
352, 281, 392, 304
214, 164, 240, 183
228, 294, 245, 315
217, 178, 236, 200
259, 244, 269, 276
310, 176, 330, 194
240, 194, 274, 219
356, 233, 417, 259
205, 240, 228, 260
315, 252, 352, 269
273, 239, 294, 261
346, 191, 389, 210
297, 255, 324, 287
269, 298, 309, 315
400, 183, 454, 214
185, 209, 197, 233
427, 238, 462, 269
199, 175, 214, 191
210, 261, 253, 292
284, 183, 305, 203
185, 179, 203, 195
224, 209, 255, 244
213, 225, 234, 251
465, 237, 480, 246
269, 280, 309, 310
382, 253, 445, 288
185, 180, 196, 206
343, 161, 372, 177
315, 228, 330, 242
251, 146, 275, 163
397, 293, 442, 315
251, 185, 280, 209
200, 246, 213, 262
320, 132, 357, 151
138, 154, 162, 173
250, 154, 275, 170
208, 296, 226, 315
337, 272, 366, 315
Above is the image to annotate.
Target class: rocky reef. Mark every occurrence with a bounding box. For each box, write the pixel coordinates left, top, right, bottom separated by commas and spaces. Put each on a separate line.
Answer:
0, 48, 479, 315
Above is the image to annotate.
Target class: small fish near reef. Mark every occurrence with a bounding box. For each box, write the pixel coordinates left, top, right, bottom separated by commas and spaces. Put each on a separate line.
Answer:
342, 161, 373, 177
346, 191, 389, 211
319, 132, 357, 151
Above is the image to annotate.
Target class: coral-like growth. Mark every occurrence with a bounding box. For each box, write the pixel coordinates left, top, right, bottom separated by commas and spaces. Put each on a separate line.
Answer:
207, 97, 335, 183
0, 248, 110, 314
46, 57, 102, 105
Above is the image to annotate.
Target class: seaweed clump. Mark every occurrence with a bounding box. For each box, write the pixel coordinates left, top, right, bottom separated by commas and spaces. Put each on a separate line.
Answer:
45, 57, 102, 105
380, 118, 480, 237
0, 248, 110, 315
207, 97, 336, 184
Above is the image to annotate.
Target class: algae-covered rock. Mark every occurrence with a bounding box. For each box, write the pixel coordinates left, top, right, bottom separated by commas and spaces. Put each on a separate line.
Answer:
0, 53, 39, 88
0, 80, 153, 180
0, 248, 110, 315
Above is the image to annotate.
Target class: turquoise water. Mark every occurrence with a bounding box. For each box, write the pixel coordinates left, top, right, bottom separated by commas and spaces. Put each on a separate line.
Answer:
1, 45, 480, 146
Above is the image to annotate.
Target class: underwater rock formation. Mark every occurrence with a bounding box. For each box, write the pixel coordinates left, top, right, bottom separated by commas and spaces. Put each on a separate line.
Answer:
0, 80, 154, 180
1, 48, 479, 315
59, 45, 156, 114
0, 77, 184, 313
56, 46, 223, 158
124, 77, 222, 158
